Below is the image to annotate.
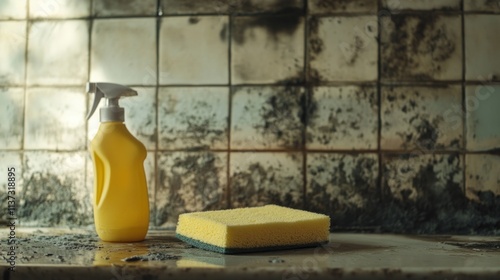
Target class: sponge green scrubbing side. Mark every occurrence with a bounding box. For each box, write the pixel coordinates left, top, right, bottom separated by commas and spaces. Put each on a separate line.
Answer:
175, 205, 330, 254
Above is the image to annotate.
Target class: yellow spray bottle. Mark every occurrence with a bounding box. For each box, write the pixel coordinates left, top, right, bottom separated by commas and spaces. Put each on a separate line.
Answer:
86, 82, 149, 242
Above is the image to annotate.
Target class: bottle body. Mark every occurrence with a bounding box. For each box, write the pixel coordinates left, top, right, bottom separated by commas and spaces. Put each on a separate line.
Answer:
90, 122, 149, 242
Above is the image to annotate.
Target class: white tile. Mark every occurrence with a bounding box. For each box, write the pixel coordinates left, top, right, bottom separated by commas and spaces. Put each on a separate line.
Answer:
158, 87, 228, 150
0, 0, 27, 19
90, 18, 156, 85
160, 16, 229, 85
232, 16, 304, 84
464, 0, 500, 12
309, 0, 377, 14
231, 86, 304, 149
307, 86, 378, 150
88, 87, 157, 150
381, 85, 463, 151
0, 88, 24, 149
24, 87, 86, 150
465, 85, 500, 151
0, 21, 26, 85
309, 16, 378, 82
381, 15, 462, 81
21, 151, 90, 226
155, 151, 227, 227
465, 15, 500, 81
230, 152, 303, 209
27, 20, 89, 85
382, 0, 461, 10
29, 0, 91, 19
93, 0, 157, 16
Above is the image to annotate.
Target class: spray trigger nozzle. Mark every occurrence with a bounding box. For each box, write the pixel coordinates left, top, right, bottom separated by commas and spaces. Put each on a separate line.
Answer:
86, 82, 137, 122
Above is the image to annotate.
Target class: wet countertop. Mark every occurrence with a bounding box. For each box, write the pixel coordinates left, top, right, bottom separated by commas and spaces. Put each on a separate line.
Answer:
1, 228, 499, 280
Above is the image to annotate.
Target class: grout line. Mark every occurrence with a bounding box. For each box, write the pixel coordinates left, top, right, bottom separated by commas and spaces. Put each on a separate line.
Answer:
461, 0, 467, 194
153, 0, 162, 227
377, 0, 384, 205
21, 0, 30, 153
226, 15, 233, 209
302, 0, 309, 210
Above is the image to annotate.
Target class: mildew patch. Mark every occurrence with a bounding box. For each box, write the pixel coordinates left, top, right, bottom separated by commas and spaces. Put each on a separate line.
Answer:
309, 0, 376, 13
307, 86, 378, 150
156, 152, 226, 227
381, 14, 461, 81
306, 153, 379, 230
380, 154, 472, 233
19, 173, 92, 226
231, 86, 304, 149
233, 15, 302, 45
381, 85, 463, 151
230, 152, 303, 208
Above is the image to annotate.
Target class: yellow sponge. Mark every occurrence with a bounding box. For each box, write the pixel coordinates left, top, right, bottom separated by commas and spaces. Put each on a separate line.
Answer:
175, 205, 330, 254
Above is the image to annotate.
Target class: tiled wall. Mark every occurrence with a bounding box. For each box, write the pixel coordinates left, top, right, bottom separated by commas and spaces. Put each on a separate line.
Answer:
0, 0, 499, 234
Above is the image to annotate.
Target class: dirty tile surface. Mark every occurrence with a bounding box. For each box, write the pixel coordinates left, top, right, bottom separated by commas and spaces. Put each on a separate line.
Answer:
230, 152, 303, 209
0, 0, 27, 19
381, 85, 463, 151
158, 87, 228, 150
465, 15, 500, 81
464, 0, 500, 12
24, 88, 86, 150
309, 0, 377, 14
156, 152, 227, 228
307, 86, 378, 150
231, 16, 304, 84
29, 0, 91, 18
307, 153, 379, 229
0, 21, 26, 85
27, 20, 89, 85
382, 0, 461, 10
381, 14, 462, 81
159, 16, 229, 85
93, 0, 157, 17
87, 87, 157, 150
381, 154, 466, 233
21, 152, 90, 226
309, 16, 378, 82
161, 0, 303, 14
465, 85, 500, 151
231, 86, 304, 149
90, 18, 156, 85
0, 88, 24, 149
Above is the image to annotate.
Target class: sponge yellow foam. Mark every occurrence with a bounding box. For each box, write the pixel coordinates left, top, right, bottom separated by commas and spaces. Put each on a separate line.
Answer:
176, 205, 330, 254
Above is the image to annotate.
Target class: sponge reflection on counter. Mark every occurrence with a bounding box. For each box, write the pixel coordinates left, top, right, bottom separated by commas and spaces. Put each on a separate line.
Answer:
175, 205, 330, 254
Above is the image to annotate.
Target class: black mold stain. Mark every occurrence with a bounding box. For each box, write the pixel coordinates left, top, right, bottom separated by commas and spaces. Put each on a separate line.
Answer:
19, 173, 91, 226
188, 17, 200, 24
160, 100, 225, 150
254, 86, 304, 149
345, 36, 364, 65
219, 23, 228, 41
307, 155, 379, 230
308, 17, 323, 58
233, 15, 302, 45
231, 161, 302, 208
379, 154, 500, 234
156, 153, 223, 226
444, 241, 500, 251
382, 14, 457, 80
311, 0, 371, 11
